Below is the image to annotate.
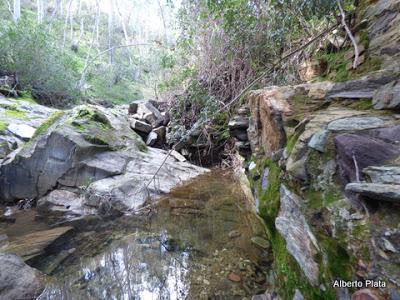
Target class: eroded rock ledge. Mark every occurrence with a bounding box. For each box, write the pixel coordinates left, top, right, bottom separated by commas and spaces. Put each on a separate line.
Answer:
246, 68, 400, 299
0, 97, 208, 219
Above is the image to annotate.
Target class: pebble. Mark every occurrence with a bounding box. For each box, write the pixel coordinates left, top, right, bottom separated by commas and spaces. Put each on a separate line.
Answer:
250, 236, 270, 249
228, 230, 241, 239
228, 272, 241, 282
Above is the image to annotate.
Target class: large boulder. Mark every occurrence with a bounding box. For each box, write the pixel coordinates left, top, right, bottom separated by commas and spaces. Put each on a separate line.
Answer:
0, 101, 208, 215
334, 126, 400, 184
247, 87, 293, 155
86, 148, 207, 212
0, 252, 44, 299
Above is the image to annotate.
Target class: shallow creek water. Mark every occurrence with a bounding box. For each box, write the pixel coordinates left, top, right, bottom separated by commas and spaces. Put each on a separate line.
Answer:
1, 170, 271, 299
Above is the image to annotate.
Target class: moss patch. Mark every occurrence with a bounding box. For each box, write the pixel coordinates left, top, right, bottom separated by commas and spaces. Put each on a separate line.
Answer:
0, 120, 8, 132
32, 111, 64, 138
346, 99, 373, 110
4, 107, 27, 119
17, 91, 37, 104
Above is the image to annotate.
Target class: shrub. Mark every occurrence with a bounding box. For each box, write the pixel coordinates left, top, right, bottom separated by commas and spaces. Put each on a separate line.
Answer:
0, 18, 81, 106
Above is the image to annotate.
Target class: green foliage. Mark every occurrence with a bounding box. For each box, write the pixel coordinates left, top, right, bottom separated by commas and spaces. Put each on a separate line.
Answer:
347, 99, 373, 110
171, 79, 219, 127
315, 51, 350, 82
0, 18, 81, 106
0, 120, 8, 132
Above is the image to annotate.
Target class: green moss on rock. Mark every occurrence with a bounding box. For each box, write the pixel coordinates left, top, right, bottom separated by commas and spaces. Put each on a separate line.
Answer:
4, 107, 27, 120
0, 120, 8, 132
32, 111, 64, 138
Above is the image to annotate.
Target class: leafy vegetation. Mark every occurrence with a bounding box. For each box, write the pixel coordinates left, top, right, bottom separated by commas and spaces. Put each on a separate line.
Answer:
0, 18, 81, 106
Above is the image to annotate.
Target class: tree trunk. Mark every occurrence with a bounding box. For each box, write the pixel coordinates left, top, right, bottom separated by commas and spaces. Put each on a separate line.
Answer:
37, 0, 44, 23
114, 0, 132, 65
63, 0, 73, 48
108, 0, 114, 65
13, 0, 21, 22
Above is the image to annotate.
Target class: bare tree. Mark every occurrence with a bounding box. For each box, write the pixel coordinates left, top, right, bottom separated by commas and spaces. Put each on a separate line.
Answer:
63, 0, 73, 48
114, 0, 133, 65
48, 0, 62, 31
108, 0, 114, 64
13, 0, 21, 22
37, 0, 44, 23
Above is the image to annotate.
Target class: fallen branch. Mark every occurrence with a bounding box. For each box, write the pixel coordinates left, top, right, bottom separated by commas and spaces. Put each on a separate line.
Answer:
336, 0, 359, 69
352, 150, 360, 182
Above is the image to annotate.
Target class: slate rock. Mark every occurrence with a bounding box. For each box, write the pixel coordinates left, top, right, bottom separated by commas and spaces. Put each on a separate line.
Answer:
275, 185, 320, 285
308, 129, 329, 152
345, 182, 400, 203
130, 119, 152, 134
327, 117, 387, 132
334, 130, 400, 184
373, 80, 400, 110
0, 253, 44, 300
7, 123, 35, 141
363, 165, 400, 184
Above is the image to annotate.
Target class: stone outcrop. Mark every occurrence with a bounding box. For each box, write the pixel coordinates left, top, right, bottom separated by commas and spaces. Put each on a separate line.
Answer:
373, 80, 400, 110
247, 87, 293, 155
245, 0, 400, 298
246, 30, 400, 297
0, 99, 208, 216
275, 185, 320, 285
0, 252, 44, 299
128, 100, 169, 146
346, 182, 400, 202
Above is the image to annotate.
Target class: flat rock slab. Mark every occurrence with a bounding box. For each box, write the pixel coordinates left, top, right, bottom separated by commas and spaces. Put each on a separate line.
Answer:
0, 253, 44, 300
7, 123, 36, 140
364, 165, 400, 184
327, 116, 392, 131
275, 185, 320, 285
5, 226, 73, 260
346, 182, 400, 202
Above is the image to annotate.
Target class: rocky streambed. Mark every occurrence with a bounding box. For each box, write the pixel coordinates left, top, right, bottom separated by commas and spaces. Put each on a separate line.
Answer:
1, 170, 271, 299
0, 95, 272, 299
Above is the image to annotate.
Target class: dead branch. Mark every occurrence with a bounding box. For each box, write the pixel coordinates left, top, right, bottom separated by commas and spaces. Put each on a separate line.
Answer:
336, 0, 359, 69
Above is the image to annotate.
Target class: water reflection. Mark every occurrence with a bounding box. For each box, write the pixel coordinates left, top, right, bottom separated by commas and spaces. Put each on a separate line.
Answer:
40, 231, 190, 299
37, 171, 270, 299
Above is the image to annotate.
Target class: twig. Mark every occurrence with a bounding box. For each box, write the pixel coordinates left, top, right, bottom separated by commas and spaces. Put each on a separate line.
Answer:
336, 0, 359, 69
352, 150, 360, 182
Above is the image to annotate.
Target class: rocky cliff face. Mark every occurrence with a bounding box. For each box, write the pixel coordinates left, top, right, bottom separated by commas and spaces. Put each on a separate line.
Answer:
245, 0, 400, 299
0, 95, 207, 220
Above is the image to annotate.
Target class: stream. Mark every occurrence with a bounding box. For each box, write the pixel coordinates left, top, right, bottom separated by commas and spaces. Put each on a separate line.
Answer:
1, 170, 271, 299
